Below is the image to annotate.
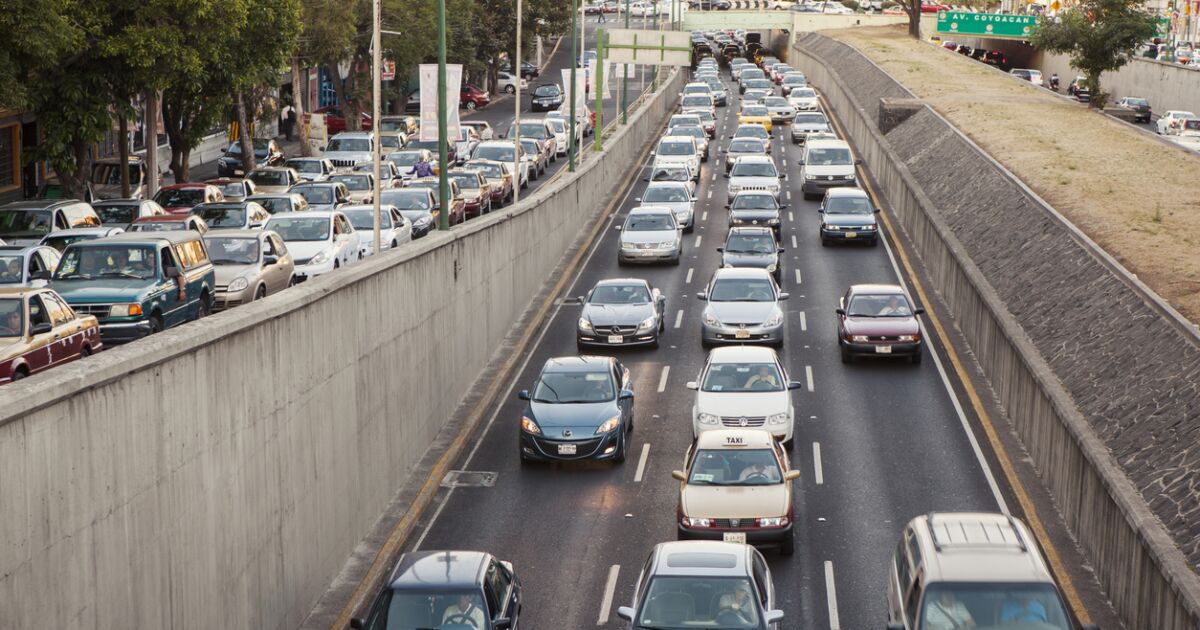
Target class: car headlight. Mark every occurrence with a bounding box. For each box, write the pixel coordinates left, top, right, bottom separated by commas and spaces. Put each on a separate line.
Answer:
764, 310, 784, 327
824, 224, 838, 230
578, 318, 593, 332
637, 316, 657, 331
757, 516, 789, 527
767, 217, 780, 225
766, 263, 777, 273
227, 277, 249, 292
682, 516, 713, 528
311, 249, 332, 265
851, 334, 869, 342
702, 309, 720, 326
109, 303, 143, 317
898, 334, 920, 342
805, 174, 817, 180
595, 416, 621, 434
521, 416, 542, 434
697, 412, 720, 426
658, 241, 677, 248
217, 158, 228, 167
767, 412, 790, 426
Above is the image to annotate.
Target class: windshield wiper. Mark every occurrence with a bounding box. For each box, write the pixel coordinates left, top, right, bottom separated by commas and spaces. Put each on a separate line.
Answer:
847, 312, 877, 317
729, 297, 769, 302
55, 273, 92, 280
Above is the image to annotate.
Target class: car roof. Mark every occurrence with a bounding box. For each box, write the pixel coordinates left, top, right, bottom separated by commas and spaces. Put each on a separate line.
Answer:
727, 226, 774, 237
267, 211, 336, 220
0, 245, 38, 254
332, 131, 373, 139
824, 187, 869, 199
594, 278, 650, 288
712, 267, 773, 280
45, 227, 120, 236
0, 199, 83, 211
706, 344, 779, 363
849, 283, 905, 295
912, 513, 1054, 584
131, 215, 188, 223
92, 198, 143, 206
695, 429, 776, 450
628, 205, 675, 216
203, 229, 266, 239
732, 155, 774, 164
92, 231, 200, 245
541, 355, 614, 373
806, 137, 850, 149
386, 550, 489, 591
650, 541, 751, 577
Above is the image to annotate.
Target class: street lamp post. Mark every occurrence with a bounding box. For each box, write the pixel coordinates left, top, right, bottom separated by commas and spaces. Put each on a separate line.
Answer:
621, 0, 631, 124
371, 0, 382, 254
513, 0, 523, 205
437, 0, 450, 231
569, 0, 578, 172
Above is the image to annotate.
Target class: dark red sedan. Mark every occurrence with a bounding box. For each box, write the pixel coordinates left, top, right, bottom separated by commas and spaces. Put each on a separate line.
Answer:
460, 83, 491, 111
835, 284, 925, 364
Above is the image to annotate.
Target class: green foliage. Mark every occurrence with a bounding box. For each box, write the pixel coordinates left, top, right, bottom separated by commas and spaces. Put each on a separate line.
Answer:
1031, 0, 1156, 105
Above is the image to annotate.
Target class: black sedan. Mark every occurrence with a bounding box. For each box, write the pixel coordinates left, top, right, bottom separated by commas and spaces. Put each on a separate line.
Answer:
529, 84, 564, 112
216, 139, 284, 177
576, 278, 667, 349
518, 356, 634, 464
352, 550, 521, 630
718, 226, 783, 281
727, 191, 785, 238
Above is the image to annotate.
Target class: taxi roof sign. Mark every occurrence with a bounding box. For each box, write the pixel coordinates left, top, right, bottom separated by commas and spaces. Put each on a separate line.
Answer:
697, 429, 775, 449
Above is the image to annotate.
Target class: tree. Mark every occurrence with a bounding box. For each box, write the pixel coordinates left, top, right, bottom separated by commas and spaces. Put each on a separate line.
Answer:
0, 0, 80, 111
889, 0, 922, 38
1031, 0, 1156, 108
229, 0, 302, 172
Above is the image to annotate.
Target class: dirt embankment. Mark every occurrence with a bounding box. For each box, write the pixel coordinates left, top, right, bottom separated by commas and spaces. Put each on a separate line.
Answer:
826, 26, 1200, 322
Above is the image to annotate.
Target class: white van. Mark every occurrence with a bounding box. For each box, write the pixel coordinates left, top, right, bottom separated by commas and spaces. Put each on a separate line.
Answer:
886, 512, 1094, 630
798, 137, 858, 200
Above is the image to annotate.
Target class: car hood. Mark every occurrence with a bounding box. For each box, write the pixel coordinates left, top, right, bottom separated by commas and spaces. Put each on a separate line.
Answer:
729, 176, 780, 188
287, 240, 334, 259
323, 151, 372, 162
793, 123, 829, 133
803, 164, 854, 177
644, 201, 693, 214
213, 264, 260, 285
729, 209, 779, 221
707, 301, 778, 324
528, 400, 619, 430
621, 230, 678, 245
823, 212, 876, 227
695, 389, 789, 416
681, 484, 789, 518
52, 278, 153, 302
582, 303, 655, 327
722, 251, 777, 268
843, 315, 919, 336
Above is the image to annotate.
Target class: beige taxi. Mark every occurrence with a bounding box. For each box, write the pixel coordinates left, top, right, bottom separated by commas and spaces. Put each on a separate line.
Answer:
672, 429, 799, 555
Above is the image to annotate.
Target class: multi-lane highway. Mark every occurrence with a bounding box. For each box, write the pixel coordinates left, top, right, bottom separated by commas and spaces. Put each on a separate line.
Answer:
393, 65, 1008, 629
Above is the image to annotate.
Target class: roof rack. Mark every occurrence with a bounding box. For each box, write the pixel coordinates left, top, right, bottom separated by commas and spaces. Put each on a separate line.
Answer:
926, 512, 1028, 553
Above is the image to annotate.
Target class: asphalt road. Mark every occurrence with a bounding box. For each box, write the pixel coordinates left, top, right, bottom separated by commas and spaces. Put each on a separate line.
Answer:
396, 68, 1007, 629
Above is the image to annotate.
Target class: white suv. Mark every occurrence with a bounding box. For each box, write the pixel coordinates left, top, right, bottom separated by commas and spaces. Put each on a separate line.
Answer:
652, 136, 701, 181
321, 132, 375, 169
685, 345, 800, 450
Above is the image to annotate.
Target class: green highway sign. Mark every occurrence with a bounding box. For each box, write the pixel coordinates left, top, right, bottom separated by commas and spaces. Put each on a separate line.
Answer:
936, 11, 1038, 39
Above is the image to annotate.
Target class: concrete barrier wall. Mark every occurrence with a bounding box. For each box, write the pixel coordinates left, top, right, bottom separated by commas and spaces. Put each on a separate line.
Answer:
0, 70, 683, 630
791, 32, 1200, 630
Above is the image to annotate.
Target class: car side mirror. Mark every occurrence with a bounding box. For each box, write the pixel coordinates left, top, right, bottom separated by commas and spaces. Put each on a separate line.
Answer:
517, 389, 531, 400
617, 607, 635, 622
765, 610, 785, 624
619, 389, 634, 400
696, 292, 707, 301
31, 322, 53, 335
796, 157, 805, 164
835, 308, 846, 315
784, 470, 801, 480
30, 270, 51, 280
855, 158, 863, 165
914, 307, 926, 315
685, 381, 699, 390
787, 380, 802, 390
349, 618, 366, 630
493, 618, 512, 630
634, 197, 642, 202
779, 173, 786, 178
874, 207, 881, 213
614, 225, 622, 231
165, 266, 181, 278
722, 173, 729, 178
778, 292, 789, 300
672, 470, 687, 481
716, 246, 724, 252
777, 247, 785, 253
263, 255, 279, 266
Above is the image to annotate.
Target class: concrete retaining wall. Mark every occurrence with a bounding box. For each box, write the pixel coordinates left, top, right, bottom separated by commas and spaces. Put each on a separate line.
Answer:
0, 71, 682, 630
792, 32, 1200, 630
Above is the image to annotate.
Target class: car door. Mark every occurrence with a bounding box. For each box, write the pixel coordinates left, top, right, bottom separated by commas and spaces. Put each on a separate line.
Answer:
20, 294, 54, 374
40, 291, 83, 365
750, 550, 776, 623
613, 360, 633, 425
264, 234, 291, 293
159, 245, 189, 328
332, 215, 355, 264
486, 558, 520, 629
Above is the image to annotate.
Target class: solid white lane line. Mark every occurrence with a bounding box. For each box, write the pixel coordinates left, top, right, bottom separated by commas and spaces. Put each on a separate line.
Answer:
707, 190, 713, 199
685, 267, 694, 284
674, 309, 684, 329
701, 211, 708, 221
791, 234, 798, 249
813, 442, 824, 485
695, 235, 703, 247
788, 211, 794, 222
800, 310, 807, 331
805, 365, 814, 392
634, 444, 651, 482
794, 269, 802, 285
825, 561, 841, 630
657, 365, 670, 393
598, 564, 622, 624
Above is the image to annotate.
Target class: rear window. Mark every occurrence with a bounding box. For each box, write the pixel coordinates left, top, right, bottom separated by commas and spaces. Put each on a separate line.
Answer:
665, 552, 738, 569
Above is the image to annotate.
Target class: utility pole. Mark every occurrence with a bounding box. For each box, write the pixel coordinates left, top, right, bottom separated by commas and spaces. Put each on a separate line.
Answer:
514, 0, 523, 205
569, 0, 578, 172
621, 0, 631, 124
593, 29, 605, 151
371, 0, 382, 254
437, 0, 450, 230
146, 92, 159, 197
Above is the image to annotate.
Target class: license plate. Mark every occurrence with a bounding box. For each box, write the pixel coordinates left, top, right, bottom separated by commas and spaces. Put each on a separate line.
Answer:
607, 335, 624, 344
233, 169, 244, 176
723, 532, 747, 544
735, 330, 751, 339
875, 345, 893, 354
845, 231, 857, 238
558, 443, 577, 455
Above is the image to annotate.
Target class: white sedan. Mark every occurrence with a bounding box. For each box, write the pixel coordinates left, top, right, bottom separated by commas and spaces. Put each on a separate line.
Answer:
339, 204, 414, 256
685, 345, 800, 450
1157, 110, 1196, 135
264, 211, 360, 281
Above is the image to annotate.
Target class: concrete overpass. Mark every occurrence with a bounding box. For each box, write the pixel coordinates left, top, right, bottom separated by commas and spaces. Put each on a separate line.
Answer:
682, 11, 915, 59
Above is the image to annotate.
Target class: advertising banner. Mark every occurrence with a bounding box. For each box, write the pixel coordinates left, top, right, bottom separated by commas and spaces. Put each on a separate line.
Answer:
419, 63, 462, 142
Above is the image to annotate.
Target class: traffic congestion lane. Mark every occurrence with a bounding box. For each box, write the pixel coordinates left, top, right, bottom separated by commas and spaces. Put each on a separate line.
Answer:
394, 68, 1006, 630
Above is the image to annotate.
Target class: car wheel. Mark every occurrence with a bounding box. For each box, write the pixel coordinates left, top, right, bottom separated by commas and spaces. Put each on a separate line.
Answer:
149, 314, 164, 334
910, 351, 923, 365
821, 237, 830, 247
701, 337, 712, 349
333, 260, 340, 269
840, 348, 852, 364
287, 275, 297, 287
255, 285, 267, 301
466, 101, 477, 110
196, 293, 212, 320
779, 532, 795, 556
11, 367, 28, 382
505, 85, 516, 94
613, 435, 628, 463
80, 345, 92, 358
649, 335, 660, 350
869, 237, 879, 247
391, 239, 398, 249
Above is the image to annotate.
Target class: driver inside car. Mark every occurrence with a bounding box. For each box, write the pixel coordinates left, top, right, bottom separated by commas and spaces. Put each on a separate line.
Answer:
715, 582, 756, 624
743, 366, 778, 390
441, 594, 486, 629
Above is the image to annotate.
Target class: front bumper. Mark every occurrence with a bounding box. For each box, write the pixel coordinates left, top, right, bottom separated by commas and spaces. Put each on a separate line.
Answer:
802, 177, 856, 194
293, 259, 337, 282
577, 327, 659, 347
840, 339, 921, 357
678, 522, 793, 547
99, 319, 154, 344
820, 226, 878, 242
701, 321, 783, 345
520, 429, 623, 461
619, 246, 681, 263
770, 113, 796, 124
213, 286, 255, 311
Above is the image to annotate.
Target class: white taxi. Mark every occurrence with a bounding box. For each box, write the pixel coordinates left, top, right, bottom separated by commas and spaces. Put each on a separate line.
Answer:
671, 429, 799, 555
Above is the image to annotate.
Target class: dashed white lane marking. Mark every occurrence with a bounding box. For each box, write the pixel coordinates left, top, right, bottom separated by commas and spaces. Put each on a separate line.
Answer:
707, 190, 713, 199
813, 442, 824, 485
685, 268, 694, 284
786, 190, 792, 200
805, 365, 814, 392
657, 365, 670, 393
825, 561, 841, 630
694, 235, 702, 247
788, 211, 794, 222
635, 444, 651, 482
794, 269, 802, 285
791, 234, 798, 249
800, 310, 807, 331
598, 564, 621, 624
674, 309, 684, 329
701, 211, 708, 221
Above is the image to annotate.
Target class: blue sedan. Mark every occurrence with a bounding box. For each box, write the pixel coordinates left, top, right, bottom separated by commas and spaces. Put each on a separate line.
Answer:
517, 356, 635, 464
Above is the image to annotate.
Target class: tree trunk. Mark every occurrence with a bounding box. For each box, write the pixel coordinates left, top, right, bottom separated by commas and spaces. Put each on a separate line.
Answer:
907, 3, 921, 38
292, 56, 312, 157
235, 90, 257, 173
146, 91, 159, 198
65, 139, 93, 201
118, 113, 131, 198
163, 99, 189, 184
1086, 72, 1103, 109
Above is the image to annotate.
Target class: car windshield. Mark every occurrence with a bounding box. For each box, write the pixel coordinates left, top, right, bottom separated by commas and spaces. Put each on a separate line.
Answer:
343, 209, 391, 230
326, 138, 371, 152
783, 76, 807, 85
825, 196, 872, 214
91, 162, 143, 186
1124, 98, 1149, 106
690, 448, 783, 485
650, 167, 690, 182
644, 186, 691, 203
731, 161, 777, 178
448, 173, 481, 190
204, 237, 260, 265
379, 135, 402, 149
625, 214, 675, 231
547, 119, 567, 133
193, 205, 247, 228
286, 160, 324, 174
639, 576, 760, 627
725, 233, 776, 254
848, 293, 913, 317
591, 284, 651, 304
694, 110, 716, 123
42, 233, 102, 252
684, 85, 710, 94
745, 79, 773, 89
657, 141, 694, 156
367, 590, 487, 630
225, 140, 271, 155
294, 187, 334, 205
253, 197, 297, 214
153, 188, 206, 208
920, 583, 1071, 630
763, 97, 788, 107
682, 96, 710, 107
670, 127, 705, 141
519, 139, 541, 155
742, 106, 769, 117
474, 145, 515, 161
731, 194, 777, 210
466, 163, 502, 178
266, 217, 330, 242
729, 139, 765, 153
735, 126, 769, 140
670, 116, 701, 127
216, 183, 245, 198
330, 175, 371, 191
532, 370, 614, 403
386, 152, 423, 167
795, 113, 826, 126
701, 361, 784, 393
378, 119, 406, 132
54, 245, 157, 280
807, 147, 852, 165
517, 122, 549, 138
0, 297, 22, 336
710, 277, 775, 302
128, 221, 186, 232
534, 85, 560, 96
791, 89, 817, 99
249, 170, 290, 186
92, 203, 138, 225
380, 190, 432, 210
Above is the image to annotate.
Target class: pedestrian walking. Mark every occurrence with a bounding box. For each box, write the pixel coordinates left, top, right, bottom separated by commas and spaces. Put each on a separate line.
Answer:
598, 5, 607, 22
280, 101, 296, 141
